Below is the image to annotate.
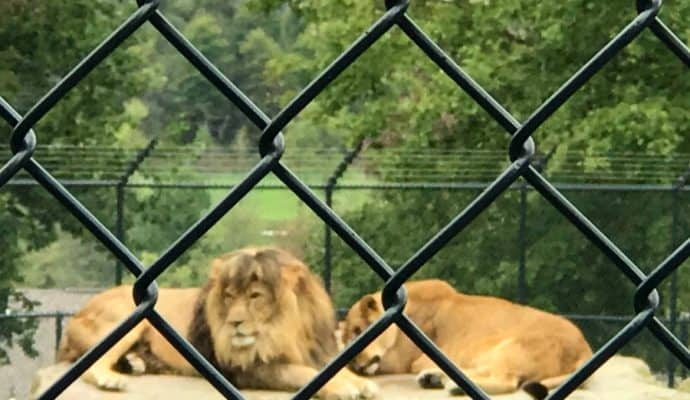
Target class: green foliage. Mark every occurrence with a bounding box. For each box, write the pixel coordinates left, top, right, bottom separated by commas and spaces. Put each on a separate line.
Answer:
0, 0, 157, 365
0, 0, 308, 365
140, 0, 303, 144
20, 228, 116, 288
122, 188, 324, 288
254, 0, 690, 373
0, 290, 38, 365
0, 192, 38, 365
2, 0, 689, 378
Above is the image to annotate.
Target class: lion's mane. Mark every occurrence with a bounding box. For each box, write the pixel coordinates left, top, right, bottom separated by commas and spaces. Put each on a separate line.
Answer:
187, 247, 338, 387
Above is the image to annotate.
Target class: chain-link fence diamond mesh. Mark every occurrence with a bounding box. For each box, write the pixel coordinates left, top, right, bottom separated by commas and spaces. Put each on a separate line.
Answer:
1, 0, 689, 399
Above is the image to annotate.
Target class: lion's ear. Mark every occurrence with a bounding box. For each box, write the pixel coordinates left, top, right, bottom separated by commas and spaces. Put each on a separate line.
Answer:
209, 257, 225, 281
280, 263, 303, 288
359, 294, 379, 315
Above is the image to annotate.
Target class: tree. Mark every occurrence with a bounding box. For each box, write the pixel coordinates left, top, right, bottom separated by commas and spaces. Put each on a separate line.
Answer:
252, 0, 690, 372
0, 0, 312, 365
0, 0, 158, 364
139, 0, 301, 145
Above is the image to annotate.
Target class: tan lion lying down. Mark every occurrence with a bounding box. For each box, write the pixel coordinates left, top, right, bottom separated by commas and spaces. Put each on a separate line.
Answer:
341, 279, 593, 400
57, 247, 377, 400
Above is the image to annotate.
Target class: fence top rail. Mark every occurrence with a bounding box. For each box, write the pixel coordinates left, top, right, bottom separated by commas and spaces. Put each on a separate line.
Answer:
6, 310, 689, 325
0, 311, 74, 319
4, 144, 690, 188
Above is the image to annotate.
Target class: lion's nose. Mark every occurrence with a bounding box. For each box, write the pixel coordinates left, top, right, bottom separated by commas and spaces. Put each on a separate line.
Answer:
228, 319, 243, 328
351, 355, 381, 374
350, 361, 364, 374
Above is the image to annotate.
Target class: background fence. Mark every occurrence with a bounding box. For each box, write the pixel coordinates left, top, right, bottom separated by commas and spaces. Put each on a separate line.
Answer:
4, 144, 690, 395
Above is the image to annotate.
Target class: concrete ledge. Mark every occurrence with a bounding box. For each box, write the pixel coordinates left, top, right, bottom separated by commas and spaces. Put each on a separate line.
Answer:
30, 356, 690, 400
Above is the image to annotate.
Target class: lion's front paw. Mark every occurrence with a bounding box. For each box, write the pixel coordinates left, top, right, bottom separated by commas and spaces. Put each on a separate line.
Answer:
353, 376, 379, 399
320, 369, 379, 400
416, 368, 444, 389
444, 378, 465, 396
124, 353, 146, 375
84, 369, 128, 391
318, 380, 361, 400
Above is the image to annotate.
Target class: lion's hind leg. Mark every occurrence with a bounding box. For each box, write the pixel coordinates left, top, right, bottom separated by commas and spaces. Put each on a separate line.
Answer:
412, 355, 445, 389
443, 370, 524, 397
414, 361, 525, 396
416, 335, 514, 394
416, 368, 445, 389
442, 335, 571, 400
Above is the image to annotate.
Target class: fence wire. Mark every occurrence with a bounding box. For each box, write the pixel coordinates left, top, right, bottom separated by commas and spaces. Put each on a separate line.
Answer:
1, 0, 689, 399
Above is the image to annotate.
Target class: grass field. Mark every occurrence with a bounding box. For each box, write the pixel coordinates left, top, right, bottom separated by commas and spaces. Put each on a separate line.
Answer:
206, 171, 375, 222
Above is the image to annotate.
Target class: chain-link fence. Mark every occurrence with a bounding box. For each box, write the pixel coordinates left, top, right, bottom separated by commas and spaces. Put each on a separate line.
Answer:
2, 0, 689, 399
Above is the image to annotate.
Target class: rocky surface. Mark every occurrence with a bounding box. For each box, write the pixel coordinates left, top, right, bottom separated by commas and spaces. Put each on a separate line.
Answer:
29, 355, 690, 400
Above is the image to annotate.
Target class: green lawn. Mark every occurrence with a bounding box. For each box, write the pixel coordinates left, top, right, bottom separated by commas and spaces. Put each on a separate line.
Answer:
205, 171, 375, 223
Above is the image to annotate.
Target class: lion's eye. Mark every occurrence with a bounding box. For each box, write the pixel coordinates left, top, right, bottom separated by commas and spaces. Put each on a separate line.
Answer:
249, 291, 262, 299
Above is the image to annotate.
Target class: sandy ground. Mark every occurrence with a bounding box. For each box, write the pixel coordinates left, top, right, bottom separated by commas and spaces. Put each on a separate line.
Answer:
29, 356, 690, 400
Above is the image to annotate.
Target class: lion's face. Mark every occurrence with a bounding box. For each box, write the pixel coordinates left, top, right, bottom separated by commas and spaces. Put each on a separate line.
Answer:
342, 294, 397, 375
215, 273, 275, 348
204, 248, 304, 368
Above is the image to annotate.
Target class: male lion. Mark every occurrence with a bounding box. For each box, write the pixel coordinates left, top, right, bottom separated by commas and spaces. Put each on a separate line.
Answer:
58, 246, 378, 399
341, 279, 592, 400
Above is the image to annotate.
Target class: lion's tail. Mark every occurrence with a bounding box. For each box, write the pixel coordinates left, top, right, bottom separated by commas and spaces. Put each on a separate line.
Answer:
522, 355, 593, 400
520, 374, 573, 400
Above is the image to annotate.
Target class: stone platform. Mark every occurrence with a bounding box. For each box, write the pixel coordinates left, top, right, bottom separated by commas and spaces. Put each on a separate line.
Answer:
29, 356, 690, 400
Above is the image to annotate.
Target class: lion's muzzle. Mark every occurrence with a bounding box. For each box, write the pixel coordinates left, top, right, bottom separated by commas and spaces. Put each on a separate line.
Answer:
230, 333, 256, 348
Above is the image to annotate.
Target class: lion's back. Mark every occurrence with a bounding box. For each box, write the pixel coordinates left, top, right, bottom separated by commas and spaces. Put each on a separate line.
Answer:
58, 286, 199, 364
57, 285, 135, 361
